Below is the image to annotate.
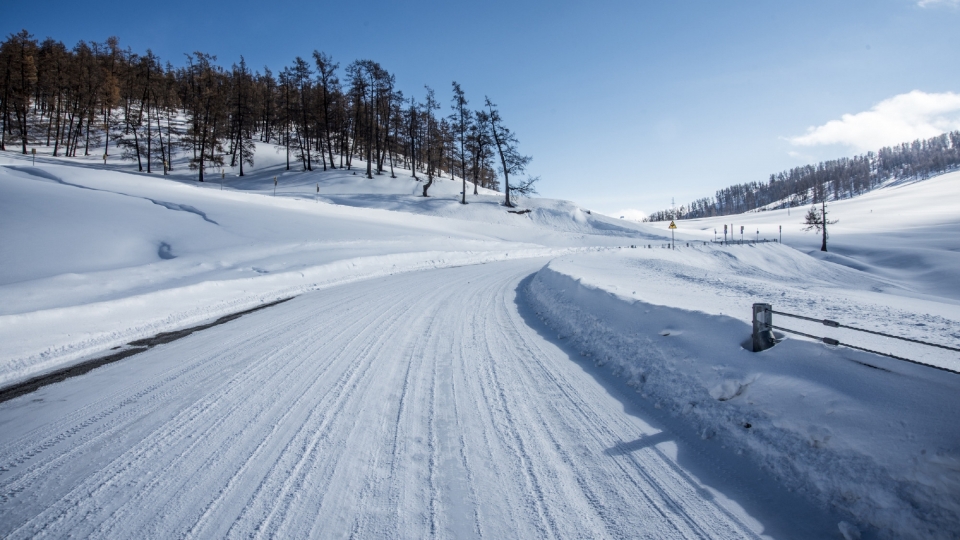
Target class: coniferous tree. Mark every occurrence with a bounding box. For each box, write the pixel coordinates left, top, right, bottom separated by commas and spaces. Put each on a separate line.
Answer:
421, 86, 440, 196
290, 56, 313, 171
229, 56, 255, 176
485, 97, 531, 208
312, 51, 339, 170
183, 52, 226, 181
802, 200, 837, 252
0, 30, 38, 153
1, 29, 544, 202
466, 109, 494, 194
449, 82, 471, 204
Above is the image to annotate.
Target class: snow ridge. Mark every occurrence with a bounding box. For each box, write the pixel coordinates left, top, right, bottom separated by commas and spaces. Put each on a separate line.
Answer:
525, 262, 960, 539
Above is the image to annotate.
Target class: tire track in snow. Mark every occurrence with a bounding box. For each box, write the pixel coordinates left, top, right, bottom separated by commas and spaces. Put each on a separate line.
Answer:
475, 284, 561, 538
261, 289, 443, 539
515, 277, 764, 539
4, 298, 352, 537
507, 289, 743, 539
225, 295, 421, 538
1, 294, 360, 537
0, 259, 771, 538
93, 308, 366, 538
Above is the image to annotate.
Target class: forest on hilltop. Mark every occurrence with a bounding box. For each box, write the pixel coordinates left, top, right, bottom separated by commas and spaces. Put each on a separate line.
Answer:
645, 131, 960, 222
0, 30, 537, 204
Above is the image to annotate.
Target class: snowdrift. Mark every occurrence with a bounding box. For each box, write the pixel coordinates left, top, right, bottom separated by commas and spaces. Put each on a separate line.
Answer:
525, 252, 960, 539
0, 151, 655, 387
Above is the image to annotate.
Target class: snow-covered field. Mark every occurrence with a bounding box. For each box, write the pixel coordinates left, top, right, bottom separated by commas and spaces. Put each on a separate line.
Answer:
641, 170, 960, 301
1, 146, 958, 538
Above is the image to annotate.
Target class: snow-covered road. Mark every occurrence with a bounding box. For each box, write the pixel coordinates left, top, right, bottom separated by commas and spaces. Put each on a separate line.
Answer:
0, 259, 835, 539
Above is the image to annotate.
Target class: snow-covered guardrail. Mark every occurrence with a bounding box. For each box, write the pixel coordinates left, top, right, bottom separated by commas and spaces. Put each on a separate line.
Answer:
751, 302, 960, 375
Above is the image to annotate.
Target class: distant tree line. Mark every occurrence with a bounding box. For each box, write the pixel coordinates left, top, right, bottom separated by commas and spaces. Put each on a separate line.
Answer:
0, 29, 537, 203
645, 130, 960, 222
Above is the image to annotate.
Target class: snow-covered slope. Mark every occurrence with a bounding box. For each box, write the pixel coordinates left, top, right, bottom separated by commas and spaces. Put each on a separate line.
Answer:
2, 146, 959, 538
644, 170, 960, 301
0, 148, 661, 387
526, 245, 960, 539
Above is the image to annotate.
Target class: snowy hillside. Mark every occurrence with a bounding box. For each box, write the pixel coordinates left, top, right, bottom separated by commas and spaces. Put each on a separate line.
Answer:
0, 146, 660, 387
643, 170, 960, 301
2, 148, 959, 539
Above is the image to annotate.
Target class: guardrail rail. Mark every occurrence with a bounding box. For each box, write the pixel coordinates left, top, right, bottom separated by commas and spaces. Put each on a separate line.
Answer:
751, 302, 960, 375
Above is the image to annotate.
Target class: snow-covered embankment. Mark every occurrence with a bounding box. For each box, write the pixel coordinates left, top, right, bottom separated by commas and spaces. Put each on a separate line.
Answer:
525, 253, 960, 539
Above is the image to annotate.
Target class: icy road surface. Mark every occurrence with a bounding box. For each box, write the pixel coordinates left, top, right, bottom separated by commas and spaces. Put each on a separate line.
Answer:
0, 259, 833, 538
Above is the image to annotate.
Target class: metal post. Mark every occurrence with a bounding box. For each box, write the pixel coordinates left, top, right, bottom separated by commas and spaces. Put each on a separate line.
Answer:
752, 303, 776, 352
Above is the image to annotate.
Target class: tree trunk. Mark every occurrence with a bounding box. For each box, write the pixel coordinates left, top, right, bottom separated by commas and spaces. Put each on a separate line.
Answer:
820, 200, 828, 252
422, 172, 433, 196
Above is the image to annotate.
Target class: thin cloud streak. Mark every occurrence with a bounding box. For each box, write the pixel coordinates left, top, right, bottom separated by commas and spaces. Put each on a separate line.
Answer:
917, 0, 960, 7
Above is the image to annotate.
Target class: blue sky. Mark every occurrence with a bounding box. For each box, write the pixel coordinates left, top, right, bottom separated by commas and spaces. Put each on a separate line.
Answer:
4, 0, 960, 216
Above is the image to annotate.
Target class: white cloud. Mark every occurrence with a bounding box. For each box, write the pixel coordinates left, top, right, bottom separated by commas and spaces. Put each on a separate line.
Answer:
788, 90, 960, 151
917, 0, 959, 7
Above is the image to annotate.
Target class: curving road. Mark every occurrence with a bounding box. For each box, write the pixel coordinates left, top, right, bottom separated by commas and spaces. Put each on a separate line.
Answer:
0, 259, 794, 538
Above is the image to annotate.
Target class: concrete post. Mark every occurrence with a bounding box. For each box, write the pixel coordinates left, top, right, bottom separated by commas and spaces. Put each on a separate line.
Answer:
752, 303, 776, 352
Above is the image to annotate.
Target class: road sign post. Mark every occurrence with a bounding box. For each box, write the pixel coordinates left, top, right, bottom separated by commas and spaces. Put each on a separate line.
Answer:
668, 220, 677, 249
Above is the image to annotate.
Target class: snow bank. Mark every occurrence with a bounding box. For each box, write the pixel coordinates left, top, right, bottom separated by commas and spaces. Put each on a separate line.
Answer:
1, 154, 640, 387
525, 255, 960, 539
0, 247, 599, 388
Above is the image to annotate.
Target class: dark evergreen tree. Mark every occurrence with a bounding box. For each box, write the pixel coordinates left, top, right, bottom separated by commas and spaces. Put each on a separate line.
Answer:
449, 81, 471, 204
485, 97, 531, 208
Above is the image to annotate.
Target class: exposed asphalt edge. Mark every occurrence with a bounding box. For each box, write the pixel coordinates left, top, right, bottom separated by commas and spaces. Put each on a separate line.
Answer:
0, 296, 296, 404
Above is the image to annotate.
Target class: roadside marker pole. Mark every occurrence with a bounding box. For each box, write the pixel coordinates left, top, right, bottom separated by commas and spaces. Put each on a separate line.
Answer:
274, 176, 278, 197
31, 148, 36, 166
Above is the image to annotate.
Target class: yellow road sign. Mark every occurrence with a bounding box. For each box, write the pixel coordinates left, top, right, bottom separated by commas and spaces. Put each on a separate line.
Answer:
668, 221, 677, 229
